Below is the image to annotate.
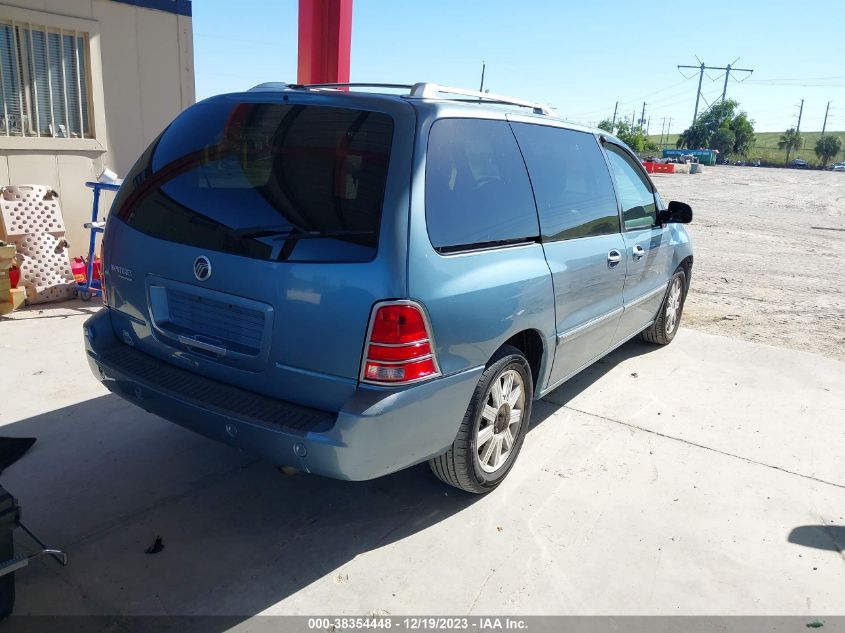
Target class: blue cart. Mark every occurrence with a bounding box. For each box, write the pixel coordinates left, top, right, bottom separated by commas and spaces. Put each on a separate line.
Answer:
77, 181, 120, 301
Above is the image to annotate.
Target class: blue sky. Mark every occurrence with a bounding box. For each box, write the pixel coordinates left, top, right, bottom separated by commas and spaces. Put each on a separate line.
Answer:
193, 0, 845, 133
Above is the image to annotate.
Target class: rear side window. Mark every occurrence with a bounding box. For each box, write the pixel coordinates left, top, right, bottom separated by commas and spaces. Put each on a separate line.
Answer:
113, 101, 394, 262
511, 123, 620, 241
425, 118, 539, 252
603, 144, 657, 231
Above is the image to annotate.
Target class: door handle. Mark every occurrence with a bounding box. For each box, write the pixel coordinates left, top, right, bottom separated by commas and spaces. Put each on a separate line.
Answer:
177, 334, 228, 357
632, 245, 645, 260
607, 250, 622, 267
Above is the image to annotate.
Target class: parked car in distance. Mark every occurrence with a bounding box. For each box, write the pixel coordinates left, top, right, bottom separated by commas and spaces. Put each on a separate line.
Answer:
790, 159, 808, 169
831, 162, 845, 172
83, 82, 694, 494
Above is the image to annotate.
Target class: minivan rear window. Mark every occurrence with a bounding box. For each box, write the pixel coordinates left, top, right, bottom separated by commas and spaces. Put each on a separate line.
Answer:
112, 101, 394, 262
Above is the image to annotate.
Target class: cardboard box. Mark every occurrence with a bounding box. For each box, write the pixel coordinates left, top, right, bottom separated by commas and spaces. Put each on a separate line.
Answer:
0, 269, 8, 281
0, 245, 15, 265
9, 287, 24, 310
0, 279, 10, 294
0, 301, 12, 315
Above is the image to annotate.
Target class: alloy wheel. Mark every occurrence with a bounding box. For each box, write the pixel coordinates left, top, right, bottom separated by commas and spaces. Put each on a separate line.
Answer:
476, 369, 525, 474
665, 277, 682, 334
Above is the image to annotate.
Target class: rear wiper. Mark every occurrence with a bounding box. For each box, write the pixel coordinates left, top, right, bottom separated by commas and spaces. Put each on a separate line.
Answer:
233, 226, 374, 240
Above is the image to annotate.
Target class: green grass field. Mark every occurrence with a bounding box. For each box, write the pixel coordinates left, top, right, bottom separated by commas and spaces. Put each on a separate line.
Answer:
647, 130, 845, 167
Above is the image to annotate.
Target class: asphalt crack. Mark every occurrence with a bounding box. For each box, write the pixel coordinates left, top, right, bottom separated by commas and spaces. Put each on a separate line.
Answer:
466, 567, 496, 616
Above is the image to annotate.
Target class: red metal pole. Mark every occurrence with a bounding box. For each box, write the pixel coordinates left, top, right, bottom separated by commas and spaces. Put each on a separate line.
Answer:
297, 0, 353, 84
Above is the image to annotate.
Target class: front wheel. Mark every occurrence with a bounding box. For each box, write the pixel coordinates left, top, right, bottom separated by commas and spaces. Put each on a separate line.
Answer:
429, 346, 533, 494
641, 268, 687, 345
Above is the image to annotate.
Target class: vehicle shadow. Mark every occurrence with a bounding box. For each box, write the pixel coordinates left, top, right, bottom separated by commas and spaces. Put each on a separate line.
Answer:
0, 338, 655, 619
788, 525, 845, 553
534, 337, 660, 416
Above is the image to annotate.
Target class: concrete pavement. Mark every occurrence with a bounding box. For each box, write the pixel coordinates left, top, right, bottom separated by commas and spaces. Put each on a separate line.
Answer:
0, 301, 843, 617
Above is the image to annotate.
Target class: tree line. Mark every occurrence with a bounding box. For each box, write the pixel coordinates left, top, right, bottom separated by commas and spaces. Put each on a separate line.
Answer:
598, 99, 843, 166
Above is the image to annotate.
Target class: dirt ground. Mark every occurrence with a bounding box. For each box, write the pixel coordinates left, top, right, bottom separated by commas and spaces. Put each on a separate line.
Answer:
653, 165, 845, 361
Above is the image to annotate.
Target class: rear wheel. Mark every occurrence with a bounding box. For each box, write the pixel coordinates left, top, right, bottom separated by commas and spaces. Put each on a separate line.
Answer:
429, 346, 533, 494
641, 268, 687, 345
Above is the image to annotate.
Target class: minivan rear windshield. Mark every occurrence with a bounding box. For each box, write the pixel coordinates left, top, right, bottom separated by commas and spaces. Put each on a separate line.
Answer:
112, 101, 394, 262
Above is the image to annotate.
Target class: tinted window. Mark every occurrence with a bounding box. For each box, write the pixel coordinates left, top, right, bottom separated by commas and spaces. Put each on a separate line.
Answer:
113, 101, 394, 262
604, 144, 657, 231
425, 118, 539, 252
511, 123, 619, 240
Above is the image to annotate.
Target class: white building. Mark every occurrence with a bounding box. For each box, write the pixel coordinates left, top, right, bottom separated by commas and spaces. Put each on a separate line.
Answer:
0, 0, 194, 255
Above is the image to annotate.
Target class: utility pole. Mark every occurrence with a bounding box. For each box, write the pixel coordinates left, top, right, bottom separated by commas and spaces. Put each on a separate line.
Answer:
678, 59, 753, 127
822, 101, 831, 136
646, 116, 651, 136
659, 118, 667, 147
678, 62, 705, 127
796, 98, 804, 133
640, 102, 647, 129
611, 101, 618, 127
666, 118, 672, 146
479, 61, 486, 93
631, 110, 635, 128
722, 64, 732, 101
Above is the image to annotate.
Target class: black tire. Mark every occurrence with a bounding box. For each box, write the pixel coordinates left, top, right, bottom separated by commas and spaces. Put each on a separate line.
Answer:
641, 268, 687, 345
429, 345, 533, 494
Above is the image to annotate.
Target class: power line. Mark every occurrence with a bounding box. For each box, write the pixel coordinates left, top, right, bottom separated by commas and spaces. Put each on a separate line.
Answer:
745, 75, 845, 83
615, 78, 692, 106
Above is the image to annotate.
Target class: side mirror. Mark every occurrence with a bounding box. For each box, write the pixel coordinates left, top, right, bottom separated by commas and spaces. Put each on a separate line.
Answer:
659, 200, 692, 224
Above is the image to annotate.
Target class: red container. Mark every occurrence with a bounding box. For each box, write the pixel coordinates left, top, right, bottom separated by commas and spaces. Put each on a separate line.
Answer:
71, 256, 102, 283
8, 268, 20, 289
71, 257, 87, 283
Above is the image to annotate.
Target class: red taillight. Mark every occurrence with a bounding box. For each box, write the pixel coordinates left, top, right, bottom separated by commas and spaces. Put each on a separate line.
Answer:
362, 302, 439, 385
99, 241, 107, 306
367, 341, 431, 362
370, 304, 429, 344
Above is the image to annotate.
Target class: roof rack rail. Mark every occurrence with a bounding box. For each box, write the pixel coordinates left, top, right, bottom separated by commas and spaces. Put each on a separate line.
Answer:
248, 82, 553, 116
407, 83, 553, 116
290, 83, 415, 91
248, 82, 290, 92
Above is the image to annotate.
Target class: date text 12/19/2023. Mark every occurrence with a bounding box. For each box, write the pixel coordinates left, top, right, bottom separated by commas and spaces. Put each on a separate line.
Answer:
307, 617, 529, 631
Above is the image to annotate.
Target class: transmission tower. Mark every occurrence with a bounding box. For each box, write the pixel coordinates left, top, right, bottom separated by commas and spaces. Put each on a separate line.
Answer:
678, 58, 753, 127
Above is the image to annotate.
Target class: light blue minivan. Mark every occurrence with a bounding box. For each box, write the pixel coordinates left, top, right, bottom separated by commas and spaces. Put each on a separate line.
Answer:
83, 82, 693, 493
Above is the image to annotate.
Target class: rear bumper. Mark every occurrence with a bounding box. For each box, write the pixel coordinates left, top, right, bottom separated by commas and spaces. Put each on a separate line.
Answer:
83, 309, 482, 481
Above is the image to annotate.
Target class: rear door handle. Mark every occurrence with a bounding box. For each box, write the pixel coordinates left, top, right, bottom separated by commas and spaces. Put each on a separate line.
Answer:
632, 245, 645, 260
177, 335, 228, 357
607, 250, 622, 267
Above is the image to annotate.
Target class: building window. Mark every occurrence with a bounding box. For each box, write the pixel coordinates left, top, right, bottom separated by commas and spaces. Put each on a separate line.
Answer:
0, 21, 92, 139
